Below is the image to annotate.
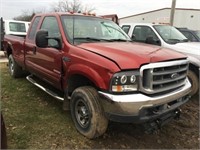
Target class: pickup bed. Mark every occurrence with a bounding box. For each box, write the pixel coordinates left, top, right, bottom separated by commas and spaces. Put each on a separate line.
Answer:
121, 23, 199, 96
3, 12, 191, 139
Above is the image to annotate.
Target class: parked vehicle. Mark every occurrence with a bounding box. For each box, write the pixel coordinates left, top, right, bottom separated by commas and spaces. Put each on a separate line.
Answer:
3, 19, 30, 36
3, 13, 191, 139
176, 28, 200, 42
101, 14, 119, 25
0, 17, 4, 50
121, 23, 199, 96
1, 113, 7, 149
1, 18, 30, 50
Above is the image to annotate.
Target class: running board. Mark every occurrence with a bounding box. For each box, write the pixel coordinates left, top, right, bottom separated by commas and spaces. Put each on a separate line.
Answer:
26, 75, 64, 101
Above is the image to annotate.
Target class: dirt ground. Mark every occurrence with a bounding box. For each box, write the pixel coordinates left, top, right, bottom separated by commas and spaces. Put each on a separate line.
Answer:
97, 95, 199, 149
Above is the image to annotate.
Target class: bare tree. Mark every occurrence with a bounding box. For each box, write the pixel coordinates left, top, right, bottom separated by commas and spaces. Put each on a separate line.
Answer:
13, 8, 46, 21
51, 0, 95, 13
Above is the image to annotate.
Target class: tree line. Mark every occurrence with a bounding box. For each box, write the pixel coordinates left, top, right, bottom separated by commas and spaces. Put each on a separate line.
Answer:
14, 0, 95, 21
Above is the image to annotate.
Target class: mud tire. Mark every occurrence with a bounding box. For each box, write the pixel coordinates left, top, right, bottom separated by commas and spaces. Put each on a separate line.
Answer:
70, 86, 108, 139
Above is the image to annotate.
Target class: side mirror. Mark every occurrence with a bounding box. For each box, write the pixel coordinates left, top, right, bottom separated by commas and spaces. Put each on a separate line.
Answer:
145, 36, 161, 46
131, 34, 136, 41
36, 30, 62, 49
36, 30, 48, 48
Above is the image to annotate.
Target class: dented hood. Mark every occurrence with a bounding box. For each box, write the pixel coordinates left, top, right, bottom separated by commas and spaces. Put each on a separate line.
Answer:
78, 42, 187, 69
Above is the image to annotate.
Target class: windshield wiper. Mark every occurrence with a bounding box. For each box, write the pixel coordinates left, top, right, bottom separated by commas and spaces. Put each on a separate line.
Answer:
109, 39, 130, 42
167, 39, 181, 44
181, 39, 189, 42
74, 37, 114, 42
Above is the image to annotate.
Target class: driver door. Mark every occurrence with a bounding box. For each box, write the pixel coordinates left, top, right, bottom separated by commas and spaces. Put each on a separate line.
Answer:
33, 16, 63, 89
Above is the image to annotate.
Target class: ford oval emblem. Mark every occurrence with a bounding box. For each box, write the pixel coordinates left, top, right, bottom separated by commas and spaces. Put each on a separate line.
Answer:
171, 73, 179, 79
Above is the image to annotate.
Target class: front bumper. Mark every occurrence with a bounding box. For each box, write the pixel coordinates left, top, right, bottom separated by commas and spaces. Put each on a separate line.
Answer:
98, 78, 191, 123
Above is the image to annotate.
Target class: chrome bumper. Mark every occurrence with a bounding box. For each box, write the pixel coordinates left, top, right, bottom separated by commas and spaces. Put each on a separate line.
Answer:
98, 78, 191, 122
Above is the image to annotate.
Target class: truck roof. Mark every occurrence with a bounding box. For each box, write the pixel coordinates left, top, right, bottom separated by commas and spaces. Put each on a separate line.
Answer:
35, 12, 98, 18
120, 23, 168, 26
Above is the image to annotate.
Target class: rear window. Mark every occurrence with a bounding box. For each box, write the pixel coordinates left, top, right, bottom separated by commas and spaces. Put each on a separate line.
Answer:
9, 22, 26, 32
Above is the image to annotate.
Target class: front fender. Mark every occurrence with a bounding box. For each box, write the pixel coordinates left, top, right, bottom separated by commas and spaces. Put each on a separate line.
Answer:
62, 63, 112, 91
187, 55, 200, 68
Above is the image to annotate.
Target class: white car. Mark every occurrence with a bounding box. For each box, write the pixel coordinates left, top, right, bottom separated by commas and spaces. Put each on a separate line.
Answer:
121, 23, 199, 96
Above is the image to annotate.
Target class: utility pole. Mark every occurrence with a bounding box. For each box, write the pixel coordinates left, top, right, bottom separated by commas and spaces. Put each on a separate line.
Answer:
170, 0, 176, 26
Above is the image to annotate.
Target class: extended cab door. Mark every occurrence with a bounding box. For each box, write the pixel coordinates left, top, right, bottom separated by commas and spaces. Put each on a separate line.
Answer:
25, 16, 63, 90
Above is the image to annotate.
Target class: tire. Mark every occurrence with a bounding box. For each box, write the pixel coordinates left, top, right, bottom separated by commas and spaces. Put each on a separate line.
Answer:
188, 70, 199, 96
70, 86, 108, 139
8, 54, 23, 78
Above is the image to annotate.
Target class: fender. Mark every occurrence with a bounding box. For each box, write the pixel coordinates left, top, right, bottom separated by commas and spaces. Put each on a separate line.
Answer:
62, 63, 110, 91
187, 55, 200, 68
3, 40, 13, 56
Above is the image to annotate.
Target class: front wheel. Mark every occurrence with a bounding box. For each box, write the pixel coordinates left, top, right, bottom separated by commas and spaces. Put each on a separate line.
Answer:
70, 86, 108, 139
188, 70, 199, 96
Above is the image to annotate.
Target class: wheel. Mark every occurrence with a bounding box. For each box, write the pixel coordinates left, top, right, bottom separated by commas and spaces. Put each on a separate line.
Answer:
70, 86, 108, 139
8, 54, 23, 78
188, 70, 199, 96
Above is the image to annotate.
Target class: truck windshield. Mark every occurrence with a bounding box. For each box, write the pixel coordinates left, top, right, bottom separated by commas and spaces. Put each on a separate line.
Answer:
153, 25, 188, 44
194, 30, 200, 39
61, 15, 130, 44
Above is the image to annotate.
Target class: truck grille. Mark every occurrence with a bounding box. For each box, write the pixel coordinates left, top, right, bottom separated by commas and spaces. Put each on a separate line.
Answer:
140, 60, 189, 94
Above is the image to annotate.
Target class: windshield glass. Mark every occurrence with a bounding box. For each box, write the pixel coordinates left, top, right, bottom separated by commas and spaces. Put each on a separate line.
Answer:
61, 15, 130, 44
195, 30, 200, 39
153, 25, 188, 44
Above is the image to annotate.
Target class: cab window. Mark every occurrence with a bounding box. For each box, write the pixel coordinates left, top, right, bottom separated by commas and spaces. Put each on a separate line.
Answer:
40, 16, 61, 47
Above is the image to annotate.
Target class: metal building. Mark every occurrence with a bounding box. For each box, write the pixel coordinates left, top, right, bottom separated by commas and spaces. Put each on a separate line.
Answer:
119, 8, 200, 30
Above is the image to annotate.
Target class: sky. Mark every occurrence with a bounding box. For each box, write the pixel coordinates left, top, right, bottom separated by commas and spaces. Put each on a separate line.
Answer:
0, 0, 200, 19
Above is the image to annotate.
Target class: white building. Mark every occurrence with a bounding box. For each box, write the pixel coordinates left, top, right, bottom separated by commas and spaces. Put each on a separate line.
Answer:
119, 8, 200, 30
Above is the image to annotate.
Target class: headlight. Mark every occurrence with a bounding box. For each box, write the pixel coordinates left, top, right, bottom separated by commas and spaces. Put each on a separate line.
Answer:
110, 71, 139, 92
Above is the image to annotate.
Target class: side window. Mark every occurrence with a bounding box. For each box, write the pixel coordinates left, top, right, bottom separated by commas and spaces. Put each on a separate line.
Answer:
181, 31, 197, 42
132, 26, 159, 43
121, 25, 130, 34
28, 16, 41, 40
40, 16, 61, 47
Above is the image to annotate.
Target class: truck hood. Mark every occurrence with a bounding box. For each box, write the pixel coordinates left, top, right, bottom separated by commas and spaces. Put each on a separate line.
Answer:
78, 42, 186, 69
168, 42, 200, 56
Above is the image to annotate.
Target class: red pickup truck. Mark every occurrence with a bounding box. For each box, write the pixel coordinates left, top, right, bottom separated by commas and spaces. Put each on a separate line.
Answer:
3, 12, 191, 139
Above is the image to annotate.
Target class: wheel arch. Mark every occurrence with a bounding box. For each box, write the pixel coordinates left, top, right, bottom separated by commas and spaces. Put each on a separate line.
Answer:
63, 64, 109, 97
189, 63, 199, 78
5, 42, 13, 58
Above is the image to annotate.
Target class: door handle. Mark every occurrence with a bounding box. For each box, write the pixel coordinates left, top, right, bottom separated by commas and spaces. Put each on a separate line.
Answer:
33, 47, 36, 54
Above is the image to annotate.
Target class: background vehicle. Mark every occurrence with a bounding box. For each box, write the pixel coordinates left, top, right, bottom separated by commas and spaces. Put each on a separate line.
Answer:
1, 113, 7, 149
177, 28, 200, 42
1, 18, 30, 50
3, 19, 30, 36
0, 17, 4, 50
3, 12, 191, 139
121, 23, 199, 96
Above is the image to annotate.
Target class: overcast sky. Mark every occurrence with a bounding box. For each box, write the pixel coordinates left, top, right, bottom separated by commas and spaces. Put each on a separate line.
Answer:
0, 0, 200, 19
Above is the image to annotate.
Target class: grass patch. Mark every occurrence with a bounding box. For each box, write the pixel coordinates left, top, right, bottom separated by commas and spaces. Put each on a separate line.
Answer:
0, 63, 92, 149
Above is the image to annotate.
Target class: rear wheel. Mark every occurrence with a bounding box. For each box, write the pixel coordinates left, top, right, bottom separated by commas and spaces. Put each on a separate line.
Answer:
188, 70, 199, 96
70, 86, 108, 139
8, 54, 23, 78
